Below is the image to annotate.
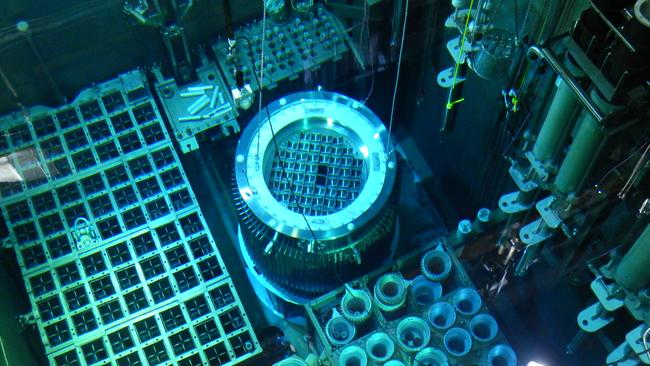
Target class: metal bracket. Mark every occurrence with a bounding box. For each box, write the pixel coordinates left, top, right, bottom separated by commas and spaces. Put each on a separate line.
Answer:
578, 303, 614, 332
591, 276, 624, 311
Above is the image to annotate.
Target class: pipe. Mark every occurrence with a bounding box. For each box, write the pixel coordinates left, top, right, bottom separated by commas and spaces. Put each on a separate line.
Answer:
414, 347, 449, 366
340, 288, 372, 323
365, 332, 395, 363
527, 46, 604, 123
325, 313, 356, 346
486, 345, 517, 366
615, 223, 650, 291
452, 288, 482, 315
427, 302, 457, 330
469, 314, 498, 342
396, 316, 431, 352
532, 60, 583, 162
373, 273, 407, 310
420, 249, 453, 281
339, 345, 368, 366
443, 327, 472, 357
410, 275, 443, 308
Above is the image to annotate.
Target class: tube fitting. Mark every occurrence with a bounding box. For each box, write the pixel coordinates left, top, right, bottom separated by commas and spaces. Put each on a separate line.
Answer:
428, 302, 457, 330
452, 288, 482, 316
415, 347, 449, 366
325, 312, 356, 346
444, 327, 472, 357
421, 249, 453, 281
469, 314, 499, 342
338, 345, 368, 366
341, 288, 373, 323
410, 276, 443, 308
365, 332, 395, 362
396, 316, 431, 352
486, 344, 517, 366
373, 273, 407, 309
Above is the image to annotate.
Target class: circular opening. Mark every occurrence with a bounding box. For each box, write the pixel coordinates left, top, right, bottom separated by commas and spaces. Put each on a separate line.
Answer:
265, 127, 368, 216
411, 278, 441, 307
470, 314, 497, 342
446, 336, 465, 354
396, 318, 430, 352
492, 356, 508, 366
444, 328, 471, 357
415, 348, 448, 366
401, 327, 424, 347
382, 281, 398, 297
326, 317, 355, 345
434, 315, 446, 326
207, 73, 215, 81
428, 302, 456, 330
488, 345, 517, 366
473, 322, 490, 339
347, 298, 367, 315
371, 343, 387, 358
453, 288, 481, 315
427, 256, 446, 275
458, 299, 472, 313
345, 357, 361, 366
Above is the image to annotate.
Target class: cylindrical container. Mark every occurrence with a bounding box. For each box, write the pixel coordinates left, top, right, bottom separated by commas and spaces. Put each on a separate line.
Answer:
410, 276, 443, 309
443, 327, 472, 357
341, 289, 373, 323
325, 314, 356, 346
365, 332, 395, 363
486, 344, 517, 366
414, 347, 449, 366
421, 249, 453, 281
427, 302, 456, 330
396, 316, 431, 353
615, 223, 650, 291
339, 345, 368, 366
384, 361, 406, 366
452, 288, 482, 316
469, 314, 499, 342
373, 273, 407, 312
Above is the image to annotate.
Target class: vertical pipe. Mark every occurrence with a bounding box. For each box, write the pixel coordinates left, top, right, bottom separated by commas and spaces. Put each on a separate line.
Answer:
615, 223, 650, 291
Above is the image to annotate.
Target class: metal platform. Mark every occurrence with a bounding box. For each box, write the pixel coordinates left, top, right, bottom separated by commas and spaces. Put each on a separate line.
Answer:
0, 70, 261, 366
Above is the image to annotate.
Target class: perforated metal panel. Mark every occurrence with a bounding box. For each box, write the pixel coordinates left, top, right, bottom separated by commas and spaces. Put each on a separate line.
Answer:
269, 130, 366, 216
0, 71, 260, 366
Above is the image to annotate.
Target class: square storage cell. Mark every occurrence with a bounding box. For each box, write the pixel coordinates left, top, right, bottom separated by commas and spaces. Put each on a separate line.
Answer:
6, 200, 30, 223
89, 195, 114, 218
131, 232, 156, 256
116, 266, 140, 290
56, 262, 81, 286
21, 244, 46, 268
184, 295, 210, 320
209, 284, 235, 310
97, 216, 121, 239
170, 189, 193, 211
173, 268, 199, 292
105, 164, 129, 187
81, 252, 106, 276
56, 109, 80, 129
46, 320, 72, 346
155, 223, 179, 246
117, 352, 142, 366
169, 330, 195, 356
81, 339, 107, 365
194, 319, 220, 345
98, 299, 124, 324
32, 192, 56, 214
198, 256, 223, 282
88, 120, 111, 142
140, 255, 165, 279
0, 181, 23, 198
160, 306, 185, 331
9, 124, 32, 146
179, 213, 203, 237
118, 132, 142, 153
63, 204, 88, 227
128, 156, 152, 177
133, 102, 156, 124
80, 100, 102, 121
151, 148, 175, 169
146, 198, 169, 220
108, 327, 134, 354
135, 317, 160, 343
144, 341, 169, 366
102, 92, 125, 113
56, 183, 81, 205
160, 168, 184, 189
72, 309, 98, 334
229, 332, 255, 357
165, 246, 189, 268
124, 288, 148, 314
142, 124, 165, 145
122, 206, 145, 229
219, 307, 245, 334
64, 128, 88, 150
41, 136, 64, 158
64, 286, 90, 310
136, 176, 161, 199
114, 185, 138, 208
48, 158, 72, 179
81, 174, 105, 196
148, 277, 173, 303
106, 242, 131, 266
39, 213, 64, 236
110, 112, 133, 132
96, 140, 120, 162
71, 149, 96, 171
53, 349, 79, 366
90, 275, 115, 300
179, 354, 203, 366
14, 221, 38, 244
33, 116, 57, 137
204, 343, 230, 366
47, 235, 72, 258
37, 295, 64, 321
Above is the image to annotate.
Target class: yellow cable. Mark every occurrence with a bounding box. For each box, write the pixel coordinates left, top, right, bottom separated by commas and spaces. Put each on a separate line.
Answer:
446, 0, 475, 109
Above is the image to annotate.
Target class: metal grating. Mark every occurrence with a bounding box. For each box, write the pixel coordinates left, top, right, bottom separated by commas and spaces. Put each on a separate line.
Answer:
0, 70, 260, 366
268, 131, 365, 216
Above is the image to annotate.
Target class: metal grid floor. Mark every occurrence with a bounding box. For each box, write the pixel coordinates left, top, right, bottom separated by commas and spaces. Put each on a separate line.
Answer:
0, 71, 260, 366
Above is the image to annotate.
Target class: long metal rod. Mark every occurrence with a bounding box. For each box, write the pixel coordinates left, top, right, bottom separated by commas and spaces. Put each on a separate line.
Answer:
527, 45, 605, 123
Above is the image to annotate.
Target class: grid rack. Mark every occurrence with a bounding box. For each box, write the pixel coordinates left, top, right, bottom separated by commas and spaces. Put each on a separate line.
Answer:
0, 70, 261, 366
